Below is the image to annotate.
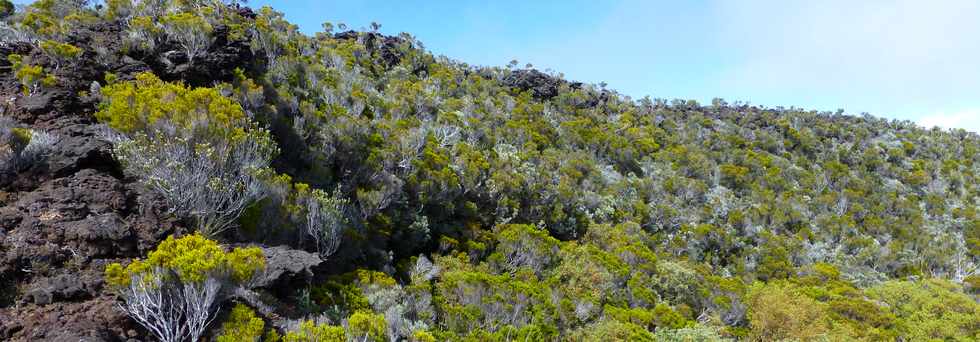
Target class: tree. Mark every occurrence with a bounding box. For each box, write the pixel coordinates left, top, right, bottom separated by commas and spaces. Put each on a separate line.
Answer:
105, 234, 265, 342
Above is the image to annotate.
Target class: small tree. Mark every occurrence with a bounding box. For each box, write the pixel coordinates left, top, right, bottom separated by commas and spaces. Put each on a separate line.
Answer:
105, 234, 265, 342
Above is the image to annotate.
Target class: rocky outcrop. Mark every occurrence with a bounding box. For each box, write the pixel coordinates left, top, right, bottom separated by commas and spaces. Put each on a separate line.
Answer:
334, 30, 408, 69
503, 69, 563, 99
0, 18, 181, 342
0, 295, 135, 341
252, 245, 322, 289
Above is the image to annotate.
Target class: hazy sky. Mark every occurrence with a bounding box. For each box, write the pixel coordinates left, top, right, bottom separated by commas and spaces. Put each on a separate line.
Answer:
244, 0, 980, 133
16, 0, 976, 131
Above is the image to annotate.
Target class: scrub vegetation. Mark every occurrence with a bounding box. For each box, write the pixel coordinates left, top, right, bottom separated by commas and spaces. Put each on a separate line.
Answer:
1, 0, 978, 341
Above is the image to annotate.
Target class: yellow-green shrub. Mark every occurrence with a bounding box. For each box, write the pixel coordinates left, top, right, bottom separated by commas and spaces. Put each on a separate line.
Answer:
217, 304, 265, 342
746, 281, 830, 341
105, 233, 265, 286
282, 320, 346, 342
866, 279, 980, 341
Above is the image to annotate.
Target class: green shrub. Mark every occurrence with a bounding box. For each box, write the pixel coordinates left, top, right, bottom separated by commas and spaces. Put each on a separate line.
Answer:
104, 234, 265, 342
745, 281, 830, 341
282, 320, 346, 342
97, 72, 276, 237
0, 0, 14, 19
866, 279, 980, 341
217, 304, 265, 342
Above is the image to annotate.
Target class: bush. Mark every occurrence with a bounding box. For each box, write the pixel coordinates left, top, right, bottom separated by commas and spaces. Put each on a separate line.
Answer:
0, 116, 56, 174
566, 319, 655, 341
39, 40, 82, 68
303, 188, 349, 258
348, 310, 387, 341
7, 54, 57, 96
97, 72, 276, 237
866, 279, 980, 341
745, 281, 830, 341
282, 320, 346, 342
489, 224, 559, 275
161, 12, 213, 62
0, 0, 14, 19
105, 234, 265, 342
217, 304, 265, 342
652, 325, 731, 342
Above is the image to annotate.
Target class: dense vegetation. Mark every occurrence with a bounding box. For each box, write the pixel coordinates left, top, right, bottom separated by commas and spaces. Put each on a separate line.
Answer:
2, 0, 978, 341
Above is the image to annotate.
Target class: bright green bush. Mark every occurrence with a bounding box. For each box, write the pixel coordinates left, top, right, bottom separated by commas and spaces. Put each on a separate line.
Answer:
348, 310, 387, 341
282, 320, 346, 342
217, 304, 265, 342
105, 233, 265, 286
566, 319, 655, 341
7, 54, 56, 96
745, 281, 830, 341
866, 279, 980, 341
104, 234, 265, 342
97, 72, 277, 237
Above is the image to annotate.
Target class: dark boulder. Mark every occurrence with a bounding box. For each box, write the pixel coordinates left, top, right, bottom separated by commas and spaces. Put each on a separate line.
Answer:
252, 245, 322, 289
503, 69, 563, 99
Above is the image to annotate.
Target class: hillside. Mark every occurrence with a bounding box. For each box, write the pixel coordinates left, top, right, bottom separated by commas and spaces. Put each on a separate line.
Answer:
0, 1, 978, 341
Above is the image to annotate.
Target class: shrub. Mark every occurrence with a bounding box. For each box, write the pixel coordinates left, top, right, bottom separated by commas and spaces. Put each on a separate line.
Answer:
217, 304, 265, 342
745, 281, 830, 341
0, 0, 13, 19
303, 188, 349, 258
566, 319, 655, 341
652, 325, 731, 342
348, 310, 387, 341
161, 12, 213, 62
7, 54, 56, 96
39, 40, 82, 68
105, 234, 265, 342
866, 279, 980, 341
489, 224, 559, 275
282, 320, 347, 342
0, 117, 56, 174
97, 72, 276, 237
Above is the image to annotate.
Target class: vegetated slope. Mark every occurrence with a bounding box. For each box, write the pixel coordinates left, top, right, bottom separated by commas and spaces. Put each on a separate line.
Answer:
0, 1, 977, 341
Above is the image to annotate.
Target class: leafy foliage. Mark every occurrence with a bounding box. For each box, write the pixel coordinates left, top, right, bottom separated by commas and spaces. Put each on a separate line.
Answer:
0, 116, 56, 175
97, 72, 276, 237
15, 0, 977, 339
104, 234, 265, 342
217, 304, 265, 342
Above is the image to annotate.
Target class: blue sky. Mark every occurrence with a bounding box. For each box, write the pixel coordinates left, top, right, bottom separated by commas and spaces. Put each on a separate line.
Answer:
245, 0, 980, 132
16, 0, 977, 131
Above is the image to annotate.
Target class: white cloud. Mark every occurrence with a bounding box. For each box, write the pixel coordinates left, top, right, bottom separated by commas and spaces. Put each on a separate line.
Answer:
917, 109, 980, 133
